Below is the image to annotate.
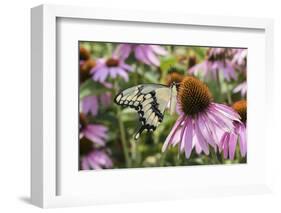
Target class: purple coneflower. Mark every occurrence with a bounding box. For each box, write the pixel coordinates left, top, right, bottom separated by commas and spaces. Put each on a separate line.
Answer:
80, 137, 113, 170
219, 100, 247, 160
162, 76, 241, 158
79, 113, 108, 146
189, 48, 237, 81
91, 57, 133, 83
114, 44, 167, 66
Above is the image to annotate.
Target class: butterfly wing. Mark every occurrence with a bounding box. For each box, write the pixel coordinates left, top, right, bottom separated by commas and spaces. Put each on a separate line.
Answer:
114, 84, 171, 139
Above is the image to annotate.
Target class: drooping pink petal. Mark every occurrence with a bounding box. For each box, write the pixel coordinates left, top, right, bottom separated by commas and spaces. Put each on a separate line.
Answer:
150, 45, 167, 55
194, 119, 209, 155
222, 134, 229, 159
184, 118, 193, 158
113, 44, 132, 60
89, 124, 108, 133
99, 67, 110, 82
211, 104, 241, 123
86, 124, 108, 140
120, 62, 133, 72
145, 48, 160, 66
189, 61, 207, 75
225, 61, 237, 80
81, 157, 90, 170
162, 115, 185, 152
219, 132, 228, 152
116, 68, 129, 81
207, 108, 234, 131
202, 113, 220, 146
82, 96, 98, 116
134, 46, 151, 65
194, 141, 202, 154
83, 128, 106, 146
171, 129, 181, 147
93, 67, 109, 82
109, 67, 118, 78
88, 155, 102, 170
178, 119, 189, 152
197, 114, 217, 150
238, 124, 247, 157
228, 133, 238, 160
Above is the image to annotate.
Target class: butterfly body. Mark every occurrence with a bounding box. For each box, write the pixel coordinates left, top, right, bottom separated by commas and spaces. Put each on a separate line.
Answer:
114, 83, 177, 140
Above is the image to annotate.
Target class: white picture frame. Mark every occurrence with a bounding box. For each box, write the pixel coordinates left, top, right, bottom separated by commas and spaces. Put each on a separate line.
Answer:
31, 4, 274, 208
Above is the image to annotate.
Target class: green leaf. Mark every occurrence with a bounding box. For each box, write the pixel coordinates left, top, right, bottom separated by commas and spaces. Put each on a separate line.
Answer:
160, 56, 177, 72
193, 47, 207, 60
80, 79, 110, 99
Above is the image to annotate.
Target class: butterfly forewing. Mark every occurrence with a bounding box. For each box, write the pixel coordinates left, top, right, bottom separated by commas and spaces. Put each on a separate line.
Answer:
114, 84, 171, 139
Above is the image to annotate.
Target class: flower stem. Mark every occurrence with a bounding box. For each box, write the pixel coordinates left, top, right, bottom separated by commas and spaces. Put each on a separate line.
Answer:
216, 72, 221, 93
160, 151, 167, 166
113, 80, 131, 167
210, 148, 220, 164
117, 107, 131, 167
226, 84, 233, 104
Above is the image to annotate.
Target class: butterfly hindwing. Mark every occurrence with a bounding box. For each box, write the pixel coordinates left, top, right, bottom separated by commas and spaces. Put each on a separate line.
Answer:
114, 84, 171, 139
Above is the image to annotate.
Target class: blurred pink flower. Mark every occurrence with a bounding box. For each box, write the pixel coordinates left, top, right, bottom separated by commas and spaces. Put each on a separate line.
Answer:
79, 113, 108, 146
219, 100, 247, 160
189, 48, 237, 81
233, 81, 247, 97
82, 96, 98, 116
82, 92, 112, 116
91, 57, 133, 82
232, 49, 247, 67
232, 49, 247, 97
162, 76, 241, 159
81, 149, 113, 170
114, 44, 167, 66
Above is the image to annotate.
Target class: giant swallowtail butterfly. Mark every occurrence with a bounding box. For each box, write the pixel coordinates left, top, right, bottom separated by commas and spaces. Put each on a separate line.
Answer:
114, 83, 177, 140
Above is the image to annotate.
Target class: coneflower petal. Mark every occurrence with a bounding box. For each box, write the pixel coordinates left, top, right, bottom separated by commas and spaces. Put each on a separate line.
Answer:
202, 113, 220, 145
81, 156, 90, 170
195, 141, 202, 154
99, 68, 110, 82
238, 124, 247, 157
215, 103, 241, 120
162, 115, 185, 152
88, 156, 102, 170
198, 114, 217, 150
207, 108, 234, 131
145, 48, 160, 66
179, 118, 189, 153
219, 133, 227, 152
229, 133, 238, 160
222, 133, 229, 158
194, 121, 209, 155
83, 128, 106, 146
212, 104, 241, 123
184, 118, 193, 158
135, 46, 151, 65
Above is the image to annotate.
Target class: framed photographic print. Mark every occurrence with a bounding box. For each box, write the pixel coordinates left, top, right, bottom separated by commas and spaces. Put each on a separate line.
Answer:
31, 4, 274, 208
